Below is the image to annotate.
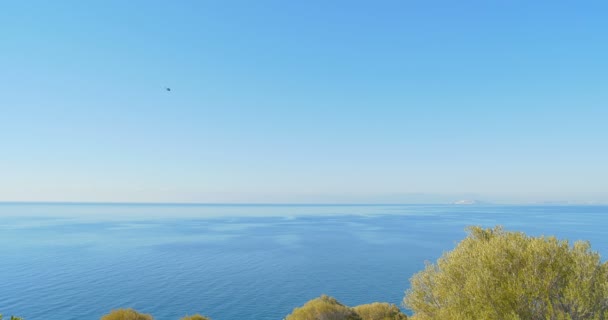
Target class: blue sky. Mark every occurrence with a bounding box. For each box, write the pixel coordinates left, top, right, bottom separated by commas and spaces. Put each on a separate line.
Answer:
1, 1, 607, 203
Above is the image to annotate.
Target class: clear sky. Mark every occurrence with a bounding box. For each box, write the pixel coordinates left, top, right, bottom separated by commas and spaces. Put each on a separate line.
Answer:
1, 1, 607, 204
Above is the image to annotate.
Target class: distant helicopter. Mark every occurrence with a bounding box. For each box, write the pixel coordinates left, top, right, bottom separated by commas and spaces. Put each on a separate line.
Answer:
165, 87, 171, 92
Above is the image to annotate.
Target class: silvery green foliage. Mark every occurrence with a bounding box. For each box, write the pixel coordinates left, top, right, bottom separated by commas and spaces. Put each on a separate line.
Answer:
404, 226, 608, 320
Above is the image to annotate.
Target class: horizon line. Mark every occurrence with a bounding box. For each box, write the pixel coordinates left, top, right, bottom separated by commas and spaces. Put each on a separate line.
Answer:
0, 201, 470, 206
0, 201, 604, 206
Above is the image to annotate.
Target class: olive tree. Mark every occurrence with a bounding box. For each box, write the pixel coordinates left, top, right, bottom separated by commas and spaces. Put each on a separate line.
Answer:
353, 303, 408, 320
100, 308, 154, 320
404, 226, 608, 320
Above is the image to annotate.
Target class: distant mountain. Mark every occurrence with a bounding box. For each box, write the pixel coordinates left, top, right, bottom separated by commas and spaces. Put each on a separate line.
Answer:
453, 199, 487, 205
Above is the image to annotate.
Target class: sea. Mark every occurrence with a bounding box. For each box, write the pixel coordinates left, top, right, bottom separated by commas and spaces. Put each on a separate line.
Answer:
1, 203, 607, 320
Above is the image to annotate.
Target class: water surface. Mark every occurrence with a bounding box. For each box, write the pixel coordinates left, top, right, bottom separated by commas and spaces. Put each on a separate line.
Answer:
1, 204, 607, 319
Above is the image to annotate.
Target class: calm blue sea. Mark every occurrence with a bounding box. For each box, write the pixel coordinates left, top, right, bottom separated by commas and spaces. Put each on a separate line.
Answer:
1, 204, 607, 320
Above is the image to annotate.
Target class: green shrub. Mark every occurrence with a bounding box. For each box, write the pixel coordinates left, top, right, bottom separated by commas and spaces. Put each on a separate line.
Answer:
180, 314, 211, 320
100, 308, 154, 320
353, 303, 407, 320
404, 226, 608, 320
285, 295, 362, 320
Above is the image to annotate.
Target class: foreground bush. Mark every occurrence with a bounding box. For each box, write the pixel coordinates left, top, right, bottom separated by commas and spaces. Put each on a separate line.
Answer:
353, 303, 408, 320
285, 295, 408, 320
285, 295, 362, 320
404, 226, 608, 320
98, 309, 210, 320
180, 315, 211, 320
101, 309, 154, 320
0, 315, 23, 320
